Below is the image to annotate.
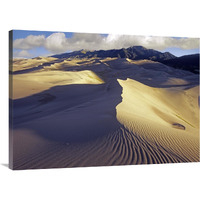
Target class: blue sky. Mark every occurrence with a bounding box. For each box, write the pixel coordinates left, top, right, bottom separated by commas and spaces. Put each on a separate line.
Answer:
161, 47, 199, 57
12, 30, 74, 58
13, 30, 74, 40
12, 30, 199, 58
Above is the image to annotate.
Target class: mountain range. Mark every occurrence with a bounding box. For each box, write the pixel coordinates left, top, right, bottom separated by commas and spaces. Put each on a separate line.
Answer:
52, 46, 199, 74
162, 53, 199, 74
52, 46, 176, 61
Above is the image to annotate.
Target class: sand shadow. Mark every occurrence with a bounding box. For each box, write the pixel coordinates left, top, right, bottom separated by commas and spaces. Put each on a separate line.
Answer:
12, 79, 123, 143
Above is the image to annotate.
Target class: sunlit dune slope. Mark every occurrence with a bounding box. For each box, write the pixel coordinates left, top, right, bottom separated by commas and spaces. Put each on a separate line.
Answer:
12, 70, 104, 99
116, 78, 199, 162
12, 57, 57, 72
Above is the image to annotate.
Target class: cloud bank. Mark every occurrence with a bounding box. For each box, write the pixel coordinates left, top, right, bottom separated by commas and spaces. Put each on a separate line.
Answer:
13, 35, 45, 50
13, 32, 199, 55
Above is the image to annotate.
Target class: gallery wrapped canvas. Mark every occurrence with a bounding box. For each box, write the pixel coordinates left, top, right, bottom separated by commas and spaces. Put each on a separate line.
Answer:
9, 30, 199, 170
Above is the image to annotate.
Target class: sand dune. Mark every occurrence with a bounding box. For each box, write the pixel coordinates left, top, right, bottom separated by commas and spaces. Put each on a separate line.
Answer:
12, 70, 104, 99
116, 79, 199, 162
12, 57, 57, 72
10, 57, 199, 169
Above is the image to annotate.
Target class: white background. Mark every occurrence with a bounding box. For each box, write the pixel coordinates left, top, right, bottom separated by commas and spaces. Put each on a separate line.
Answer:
0, 0, 199, 199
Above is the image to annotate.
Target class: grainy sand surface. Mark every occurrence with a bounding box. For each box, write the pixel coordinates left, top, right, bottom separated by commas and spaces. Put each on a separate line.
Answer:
10, 57, 199, 169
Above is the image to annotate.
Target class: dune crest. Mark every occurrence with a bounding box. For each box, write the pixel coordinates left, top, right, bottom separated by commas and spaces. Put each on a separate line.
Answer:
116, 78, 199, 162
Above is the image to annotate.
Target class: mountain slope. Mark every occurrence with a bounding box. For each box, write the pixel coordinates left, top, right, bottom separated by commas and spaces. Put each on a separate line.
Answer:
161, 54, 199, 74
52, 46, 176, 61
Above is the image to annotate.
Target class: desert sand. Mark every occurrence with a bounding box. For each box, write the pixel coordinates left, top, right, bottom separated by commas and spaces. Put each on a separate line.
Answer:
12, 57, 57, 72
10, 57, 199, 169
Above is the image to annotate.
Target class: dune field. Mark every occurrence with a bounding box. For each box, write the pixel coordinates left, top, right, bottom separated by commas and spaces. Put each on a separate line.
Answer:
10, 56, 199, 169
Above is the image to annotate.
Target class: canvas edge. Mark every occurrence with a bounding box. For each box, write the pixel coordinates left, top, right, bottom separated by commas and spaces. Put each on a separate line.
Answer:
9, 30, 14, 170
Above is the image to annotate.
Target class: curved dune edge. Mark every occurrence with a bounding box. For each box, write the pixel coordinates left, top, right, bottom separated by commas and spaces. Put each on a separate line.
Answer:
116, 78, 199, 163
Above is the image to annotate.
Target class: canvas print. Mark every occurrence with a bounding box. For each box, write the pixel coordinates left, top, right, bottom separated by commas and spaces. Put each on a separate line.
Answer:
9, 30, 199, 170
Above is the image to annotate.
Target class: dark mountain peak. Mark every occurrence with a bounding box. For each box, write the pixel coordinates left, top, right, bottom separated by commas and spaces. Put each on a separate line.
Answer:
162, 51, 176, 59
79, 49, 92, 53
51, 46, 199, 74
162, 53, 199, 74
127, 45, 147, 50
52, 45, 176, 62
179, 53, 199, 59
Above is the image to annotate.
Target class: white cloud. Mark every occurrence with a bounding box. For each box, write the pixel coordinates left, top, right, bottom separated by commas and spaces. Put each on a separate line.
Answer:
44, 33, 69, 53
13, 50, 32, 58
171, 37, 199, 49
13, 32, 199, 56
64, 33, 105, 51
13, 35, 45, 50
102, 35, 199, 51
